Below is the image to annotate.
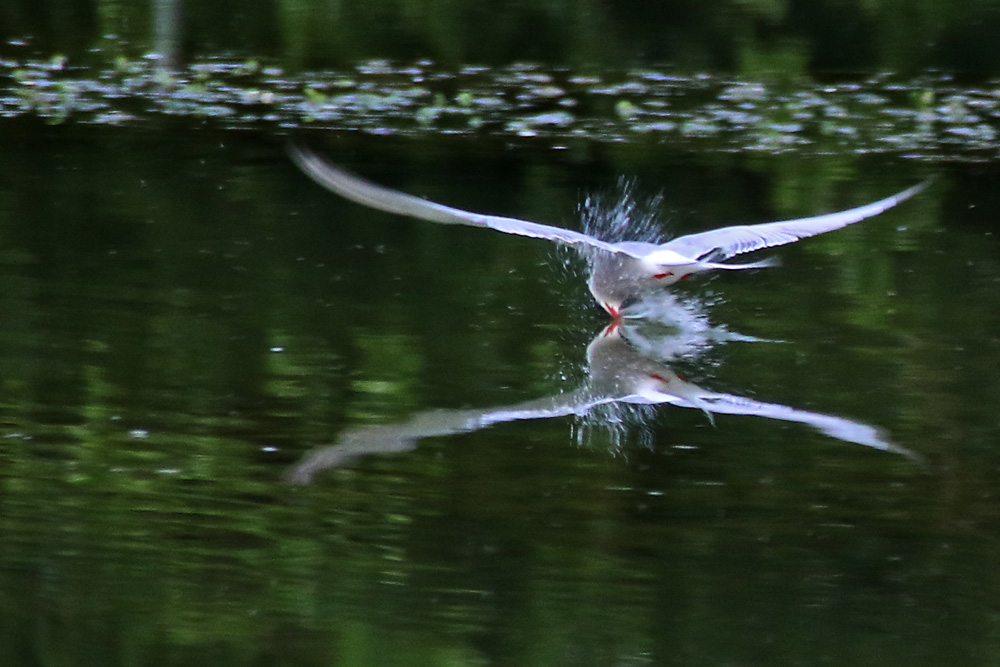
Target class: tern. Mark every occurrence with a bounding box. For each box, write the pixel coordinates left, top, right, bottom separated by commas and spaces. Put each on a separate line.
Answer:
289, 145, 927, 317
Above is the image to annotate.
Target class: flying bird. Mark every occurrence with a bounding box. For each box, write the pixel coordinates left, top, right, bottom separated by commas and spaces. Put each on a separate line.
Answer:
289, 145, 927, 317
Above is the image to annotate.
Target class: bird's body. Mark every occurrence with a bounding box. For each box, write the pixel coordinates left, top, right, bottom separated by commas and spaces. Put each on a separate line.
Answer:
586, 242, 776, 316
289, 145, 927, 316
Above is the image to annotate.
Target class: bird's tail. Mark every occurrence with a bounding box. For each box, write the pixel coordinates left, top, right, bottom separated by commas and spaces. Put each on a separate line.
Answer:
701, 256, 780, 271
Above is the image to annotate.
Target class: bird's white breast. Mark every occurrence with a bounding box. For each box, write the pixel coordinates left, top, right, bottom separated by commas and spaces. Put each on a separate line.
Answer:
643, 247, 698, 267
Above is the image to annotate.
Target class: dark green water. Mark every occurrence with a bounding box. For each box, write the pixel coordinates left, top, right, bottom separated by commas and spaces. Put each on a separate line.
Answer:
2, 124, 1000, 665
3, 1, 1000, 665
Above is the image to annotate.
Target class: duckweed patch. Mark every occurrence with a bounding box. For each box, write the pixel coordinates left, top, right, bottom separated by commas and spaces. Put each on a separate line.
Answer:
4, 56, 1000, 159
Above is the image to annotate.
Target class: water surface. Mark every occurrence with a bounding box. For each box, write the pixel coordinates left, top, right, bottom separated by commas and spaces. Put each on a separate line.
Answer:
0, 124, 998, 664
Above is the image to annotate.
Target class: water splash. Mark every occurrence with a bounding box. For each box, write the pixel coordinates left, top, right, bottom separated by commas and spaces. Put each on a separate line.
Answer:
571, 402, 659, 452
578, 177, 667, 244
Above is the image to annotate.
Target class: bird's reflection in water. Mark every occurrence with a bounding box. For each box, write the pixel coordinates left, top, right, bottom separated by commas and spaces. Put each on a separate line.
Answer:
288, 294, 917, 484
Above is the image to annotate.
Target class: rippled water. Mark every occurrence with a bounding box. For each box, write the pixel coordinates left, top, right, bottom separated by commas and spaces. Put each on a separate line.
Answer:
1, 122, 999, 665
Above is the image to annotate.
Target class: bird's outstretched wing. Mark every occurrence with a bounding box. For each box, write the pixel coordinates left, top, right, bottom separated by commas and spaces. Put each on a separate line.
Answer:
289, 144, 640, 257
653, 180, 929, 263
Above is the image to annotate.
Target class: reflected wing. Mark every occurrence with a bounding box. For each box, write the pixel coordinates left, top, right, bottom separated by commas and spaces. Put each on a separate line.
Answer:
287, 388, 617, 483
681, 393, 921, 461
656, 181, 929, 262
289, 144, 638, 257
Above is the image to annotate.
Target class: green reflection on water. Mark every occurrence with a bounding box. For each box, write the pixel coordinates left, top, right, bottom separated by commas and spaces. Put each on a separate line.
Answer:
0, 127, 998, 666
6, 0, 1000, 76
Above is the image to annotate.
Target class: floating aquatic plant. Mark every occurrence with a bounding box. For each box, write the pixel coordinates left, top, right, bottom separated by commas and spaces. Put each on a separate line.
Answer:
1, 55, 999, 159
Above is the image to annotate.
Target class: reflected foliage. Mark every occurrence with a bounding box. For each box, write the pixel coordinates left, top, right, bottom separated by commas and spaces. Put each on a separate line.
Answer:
0, 129, 999, 664
4, 0, 1000, 76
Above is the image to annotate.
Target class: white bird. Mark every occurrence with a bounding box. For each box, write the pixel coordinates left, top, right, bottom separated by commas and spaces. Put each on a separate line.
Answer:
289, 145, 928, 317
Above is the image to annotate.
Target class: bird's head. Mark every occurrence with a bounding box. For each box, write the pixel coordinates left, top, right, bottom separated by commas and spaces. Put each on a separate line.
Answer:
589, 283, 640, 319
588, 248, 669, 318
588, 251, 643, 318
